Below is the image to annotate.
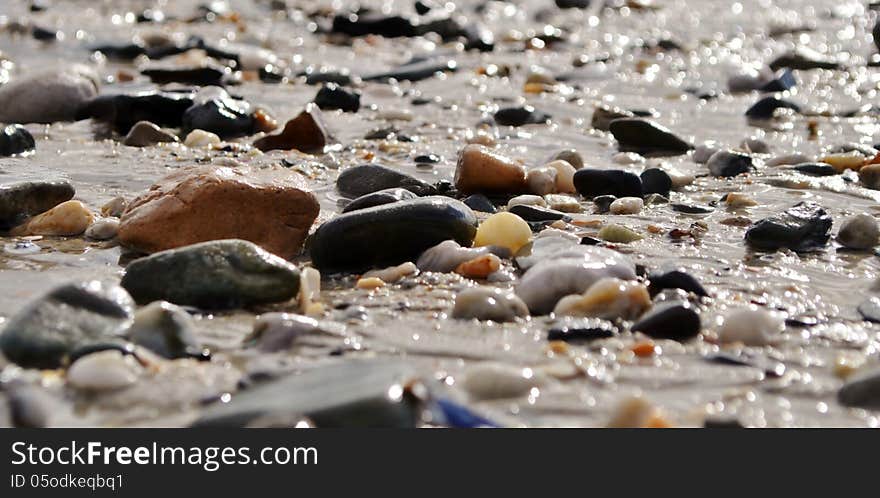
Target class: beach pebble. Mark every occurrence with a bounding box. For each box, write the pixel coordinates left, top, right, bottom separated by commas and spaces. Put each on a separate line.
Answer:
549, 149, 584, 169
183, 129, 221, 148
640, 168, 672, 197
544, 194, 581, 213
462, 194, 496, 213
593, 195, 616, 213
342, 188, 418, 213
67, 350, 143, 391
598, 223, 643, 243
692, 142, 720, 164
126, 301, 203, 359
356, 277, 385, 289
0, 180, 75, 230
545, 160, 577, 193
363, 262, 418, 283
507, 194, 547, 209
837, 366, 880, 409
85, 217, 119, 240
455, 254, 501, 279
118, 165, 319, 259
554, 278, 651, 320
123, 121, 178, 147
745, 202, 831, 252
631, 302, 701, 341
609, 119, 692, 156
837, 214, 879, 250
310, 197, 477, 272
494, 106, 551, 126
0, 281, 134, 368
182, 87, 256, 139
648, 270, 708, 297
122, 239, 301, 309
337, 164, 435, 198
612, 152, 645, 165
0, 65, 98, 123
707, 150, 754, 177
253, 103, 330, 154
509, 205, 566, 222
473, 212, 532, 253
454, 144, 527, 194
767, 154, 812, 167
0, 124, 36, 156
452, 287, 529, 322
101, 197, 127, 217
12, 200, 93, 236
591, 104, 636, 131
516, 245, 636, 314
609, 197, 643, 215
606, 396, 661, 428
741, 137, 770, 154
717, 307, 784, 345
314, 83, 360, 112
460, 364, 545, 400
526, 167, 557, 195
248, 313, 324, 352
297, 267, 322, 315
573, 169, 643, 198
858, 163, 880, 190
417, 240, 508, 272
820, 151, 865, 173
724, 192, 758, 208
745, 96, 800, 120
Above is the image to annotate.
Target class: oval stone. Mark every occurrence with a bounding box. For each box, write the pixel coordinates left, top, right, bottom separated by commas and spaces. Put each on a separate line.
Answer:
310, 196, 478, 272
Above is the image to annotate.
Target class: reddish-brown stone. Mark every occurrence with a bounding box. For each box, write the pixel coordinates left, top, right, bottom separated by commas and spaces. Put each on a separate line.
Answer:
118, 165, 319, 258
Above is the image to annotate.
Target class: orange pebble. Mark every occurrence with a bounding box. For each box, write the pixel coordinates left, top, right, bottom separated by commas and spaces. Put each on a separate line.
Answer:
455, 254, 501, 279
632, 340, 658, 358
644, 413, 673, 428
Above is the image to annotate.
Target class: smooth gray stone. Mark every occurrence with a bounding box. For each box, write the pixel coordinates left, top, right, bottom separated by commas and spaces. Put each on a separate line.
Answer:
0, 281, 133, 369
121, 239, 300, 309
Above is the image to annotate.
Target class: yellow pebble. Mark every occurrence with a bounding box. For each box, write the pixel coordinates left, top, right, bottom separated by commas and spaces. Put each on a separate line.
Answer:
12, 200, 94, 236
820, 151, 866, 172
473, 212, 532, 253
356, 277, 386, 289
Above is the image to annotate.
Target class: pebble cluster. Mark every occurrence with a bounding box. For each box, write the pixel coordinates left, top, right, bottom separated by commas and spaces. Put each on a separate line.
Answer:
0, 0, 880, 428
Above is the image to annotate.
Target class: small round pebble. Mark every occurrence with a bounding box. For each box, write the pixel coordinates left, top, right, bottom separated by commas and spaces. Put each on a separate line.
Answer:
837, 213, 879, 250
473, 212, 532, 253
717, 307, 784, 345
452, 286, 529, 322
609, 197, 644, 215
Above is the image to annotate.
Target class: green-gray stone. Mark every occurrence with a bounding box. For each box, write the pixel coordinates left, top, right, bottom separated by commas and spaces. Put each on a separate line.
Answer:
0, 180, 75, 230
121, 239, 300, 309
126, 301, 206, 359
0, 281, 134, 369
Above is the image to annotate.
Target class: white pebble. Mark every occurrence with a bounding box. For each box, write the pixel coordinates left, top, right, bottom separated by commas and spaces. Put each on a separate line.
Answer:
85, 217, 119, 240
609, 197, 644, 215
460, 364, 547, 400
526, 167, 557, 195
67, 351, 143, 391
612, 152, 645, 165
546, 160, 577, 193
184, 129, 221, 148
507, 194, 547, 209
717, 307, 784, 345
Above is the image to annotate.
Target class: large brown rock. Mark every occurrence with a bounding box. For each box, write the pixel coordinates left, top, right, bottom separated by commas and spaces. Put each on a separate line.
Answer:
118, 166, 319, 258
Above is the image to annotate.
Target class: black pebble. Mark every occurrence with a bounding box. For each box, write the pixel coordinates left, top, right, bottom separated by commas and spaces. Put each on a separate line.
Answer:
508, 204, 567, 222
640, 168, 672, 197
494, 106, 551, 126
745, 96, 801, 120
547, 319, 617, 342
631, 303, 701, 341
314, 83, 361, 112
573, 169, 643, 198
592, 195, 617, 213
745, 201, 832, 252
792, 162, 837, 176
648, 270, 708, 297
0, 125, 36, 157
342, 188, 418, 213
671, 203, 714, 214
462, 194, 496, 213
